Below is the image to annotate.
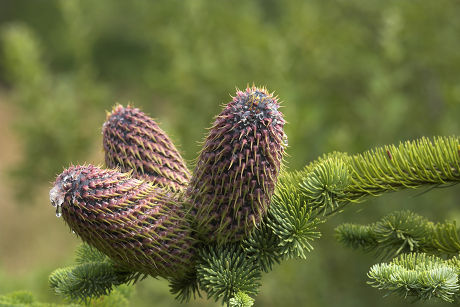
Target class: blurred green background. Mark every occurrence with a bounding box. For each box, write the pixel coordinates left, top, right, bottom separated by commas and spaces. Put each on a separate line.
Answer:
0, 0, 460, 306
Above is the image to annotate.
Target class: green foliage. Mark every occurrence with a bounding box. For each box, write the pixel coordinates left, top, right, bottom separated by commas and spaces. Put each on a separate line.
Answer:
168, 271, 200, 303
3, 2, 460, 306
0, 291, 34, 306
90, 285, 133, 307
229, 291, 254, 307
49, 264, 122, 303
243, 224, 283, 273
284, 137, 460, 223
335, 223, 376, 251
0, 23, 106, 201
269, 186, 322, 259
368, 253, 459, 302
300, 153, 350, 214
371, 211, 433, 258
346, 137, 460, 201
336, 210, 460, 258
46, 135, 460, 305
74, 244, 108, 264
0, 290, 78, 306
337, 210, 460, 303
49, 244, 140, 304
432, 222, 460, 256
196, 245, 261, 305
337, 211, 433, 259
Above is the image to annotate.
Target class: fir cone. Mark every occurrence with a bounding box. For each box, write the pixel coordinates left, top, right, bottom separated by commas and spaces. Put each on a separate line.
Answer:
188, 86, 286, 242
103, 105, 190, 191
50, 164, 195, 279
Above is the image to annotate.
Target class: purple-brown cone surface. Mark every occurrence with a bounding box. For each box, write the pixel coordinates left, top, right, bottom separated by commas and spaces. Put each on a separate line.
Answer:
187, 86, 286, 242
50, 165, 195, 279
103, 105, 190, 191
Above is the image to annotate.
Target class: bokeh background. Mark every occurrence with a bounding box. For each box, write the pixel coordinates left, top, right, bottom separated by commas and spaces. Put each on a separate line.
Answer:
1, 0, 460, 306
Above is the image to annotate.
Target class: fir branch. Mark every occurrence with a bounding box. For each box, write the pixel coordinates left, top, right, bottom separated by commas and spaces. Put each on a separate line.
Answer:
269, 182, 322, 259
229, 291, 255, 307
346, 136, 460, 201
336, 210, 460, 259
49, 263, 133, 303
432, 221, 460, 256
371, 211, 433, 259
49, 244, 142, 303
299, 153, 350, 215
367, 253, 459, 302
243, 223, 283, 272
168, 271, 201, 303
281, 137, 460, 220
196, 244, 261, 305
75, 243, 109, 264
335, 223, 377, 251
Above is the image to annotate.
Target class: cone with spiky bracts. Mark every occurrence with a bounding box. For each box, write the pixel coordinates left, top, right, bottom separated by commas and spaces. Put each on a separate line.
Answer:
103, 105, 191, 192
187, 86, 286, 243
50, 164, 196, 279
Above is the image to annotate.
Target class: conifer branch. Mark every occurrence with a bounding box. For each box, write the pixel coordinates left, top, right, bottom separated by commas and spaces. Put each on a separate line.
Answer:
268, 184, 322, 259
345, 136, 460, 201
300, 153, 350, 215
367, 253, 460, 302
299, 137, 460, 216
49, 243, 142, 303
336, 210, 460, 259
229, 291, 255, 307
168, 270, 201, 303
243, 223, 283, 272
432, 221, 460, 256
337, 211, 460, 303
196, 244, 261, 305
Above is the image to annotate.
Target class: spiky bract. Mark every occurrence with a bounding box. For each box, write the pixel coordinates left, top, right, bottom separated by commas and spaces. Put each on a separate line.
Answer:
188, 86, 286, 242
103, 105, 190, 191
50, 165, 195, 279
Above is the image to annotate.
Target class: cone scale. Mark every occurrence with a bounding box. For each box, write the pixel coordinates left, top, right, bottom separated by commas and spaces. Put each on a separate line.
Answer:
103, 105, 191, 191
188, 86, 286, 242
50, 165, 195, 279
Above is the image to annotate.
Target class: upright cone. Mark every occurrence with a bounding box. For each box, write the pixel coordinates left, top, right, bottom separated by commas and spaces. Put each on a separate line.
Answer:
50, 165, 195, 279
103, 105, 190, 191
188, 86, 286, 242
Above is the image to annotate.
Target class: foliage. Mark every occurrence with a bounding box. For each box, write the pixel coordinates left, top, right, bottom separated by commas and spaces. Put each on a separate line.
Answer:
1, 1, 460, 307
0, 287, 131, 307
368, 253, 459, 302
47, 135, 460, 305
0, 22, 107, 201
196, 245, 261, 305
337, 210, 460, 302
48, 244, 140, 304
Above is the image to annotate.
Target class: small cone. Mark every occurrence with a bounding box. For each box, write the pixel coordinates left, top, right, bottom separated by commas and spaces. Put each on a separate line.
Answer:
50, 165, 195, 279
188, 86, 286, 242
103, 105, 190, 191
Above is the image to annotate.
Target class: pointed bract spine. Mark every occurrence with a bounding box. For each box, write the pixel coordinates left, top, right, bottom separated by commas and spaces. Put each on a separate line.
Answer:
188, 86, 286, 242
103, 105, 191, 191
50, 165, 195, 279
